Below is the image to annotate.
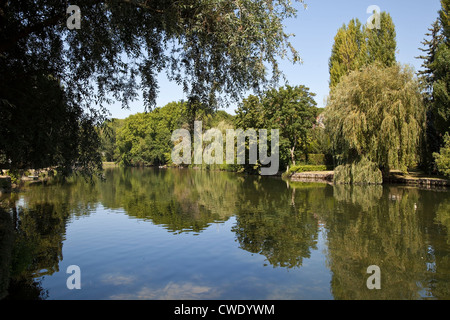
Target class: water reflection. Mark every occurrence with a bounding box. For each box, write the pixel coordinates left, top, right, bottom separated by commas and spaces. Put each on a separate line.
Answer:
324, 185, 450, 299
0, 167, 449, 299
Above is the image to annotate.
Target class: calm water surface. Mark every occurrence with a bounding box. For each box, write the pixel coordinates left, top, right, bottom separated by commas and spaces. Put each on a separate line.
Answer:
0, 167, 449, 299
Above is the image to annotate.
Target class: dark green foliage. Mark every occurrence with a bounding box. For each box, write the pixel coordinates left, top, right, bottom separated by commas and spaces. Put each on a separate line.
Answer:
0, 72, 102, 177
417, 19, 445, 169
0, 0, 304, 111
263, 85, 318, 166
100, 119, 125, 163
298, 153, 327, 166
0, 206, 13, 299
433, 133, 450, 177
417, 0, 450, 170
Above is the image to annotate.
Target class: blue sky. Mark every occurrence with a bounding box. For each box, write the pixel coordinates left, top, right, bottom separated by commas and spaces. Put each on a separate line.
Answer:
107, 0, 442, 119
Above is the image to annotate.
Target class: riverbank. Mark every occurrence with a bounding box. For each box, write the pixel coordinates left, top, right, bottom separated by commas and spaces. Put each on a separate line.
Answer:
3, 165, 449, 194
290, 171, 334, 183
288, 170, 450, 188
0, 163, 120, 194
384, 170, 450, 188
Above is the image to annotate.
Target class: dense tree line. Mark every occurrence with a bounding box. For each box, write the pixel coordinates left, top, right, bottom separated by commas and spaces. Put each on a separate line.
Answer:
100, 85, 321, 174
101, 2, 449, 181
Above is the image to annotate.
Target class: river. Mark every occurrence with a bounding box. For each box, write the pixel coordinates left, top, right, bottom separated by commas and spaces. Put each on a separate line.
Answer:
0, 167, 449, 299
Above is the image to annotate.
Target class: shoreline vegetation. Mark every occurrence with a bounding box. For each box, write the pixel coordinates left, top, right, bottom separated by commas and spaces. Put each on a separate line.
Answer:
288, 170, 450, 188
1, 163, 449, 196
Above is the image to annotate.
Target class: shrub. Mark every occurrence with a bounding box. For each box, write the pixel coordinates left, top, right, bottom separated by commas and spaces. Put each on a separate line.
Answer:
289, 165, 328, 174
334, 157, 383, 185
4, 170, 20, 185
333, 164, 352, 184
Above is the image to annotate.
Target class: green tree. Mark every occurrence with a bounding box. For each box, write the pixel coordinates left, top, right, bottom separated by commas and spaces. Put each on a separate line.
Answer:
417, 0, 450, 169
329, 12, 397, 89
0, 0, 304, 110
100, 119, 125, 162
235, 95, 265, 130
115, 113, 152, 167
441, 0, 450, 41
0, 74, 102, 177
433, 133, 450, 177
235, 86, 318, 170
325, 63, 425, 176
431, 43, 450, 139
234, 94, 266, 173
114, 101, 237, 168
417, 19, 445, 168
1, 0, 305, 176
365, 12, 397, 67
115, 101, 186, 166
262, 85, 318, 166
432, 0, 450, 139
329, 19, 367, 89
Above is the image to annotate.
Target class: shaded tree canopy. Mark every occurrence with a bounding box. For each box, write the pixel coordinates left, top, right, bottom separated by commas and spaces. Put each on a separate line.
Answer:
0, 0, 305, 110
0, 73, 103, 176
429, 0, 450, 140
433, 133, 450, 177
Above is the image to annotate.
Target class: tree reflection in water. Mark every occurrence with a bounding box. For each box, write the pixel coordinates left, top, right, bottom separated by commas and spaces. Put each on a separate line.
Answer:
0, 168, 449, 299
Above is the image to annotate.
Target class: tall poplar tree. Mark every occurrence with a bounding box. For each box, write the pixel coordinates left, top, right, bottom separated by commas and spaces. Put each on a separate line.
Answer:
329, 12, 397, 89
365, 12, 397, 66
328, 19, 367, 89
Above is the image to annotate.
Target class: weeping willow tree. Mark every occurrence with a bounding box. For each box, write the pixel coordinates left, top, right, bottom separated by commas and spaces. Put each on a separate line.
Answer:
325, 63, 426, 181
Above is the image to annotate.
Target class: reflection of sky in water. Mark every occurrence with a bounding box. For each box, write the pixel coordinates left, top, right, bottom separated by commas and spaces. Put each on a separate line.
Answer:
38, 209, 333, 300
